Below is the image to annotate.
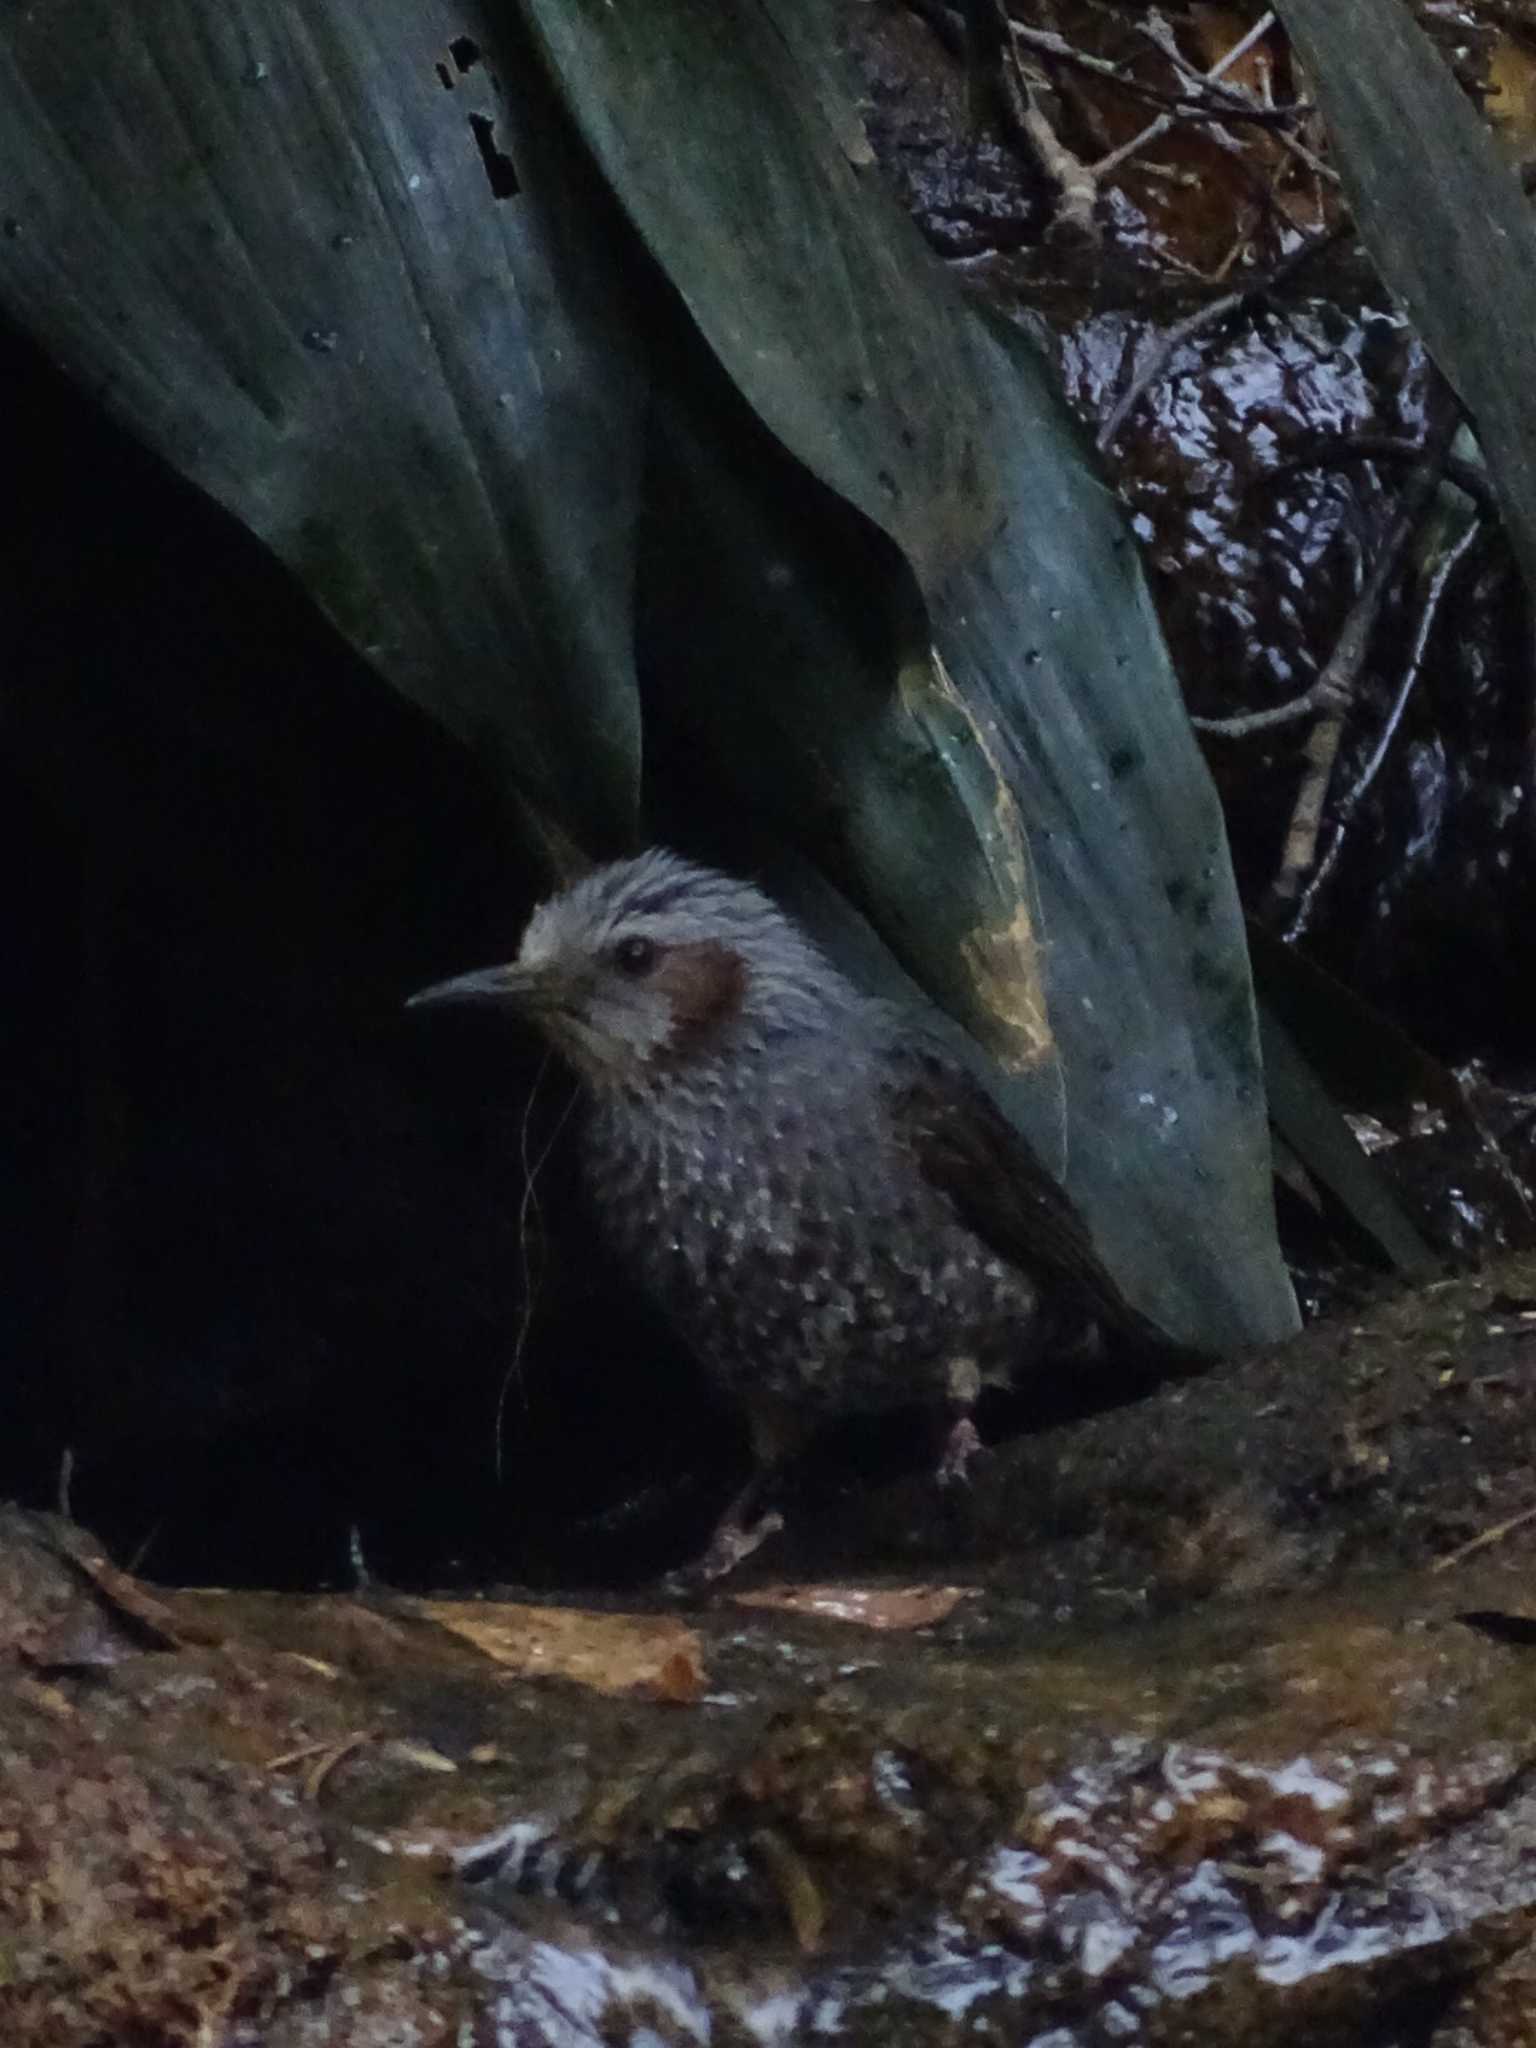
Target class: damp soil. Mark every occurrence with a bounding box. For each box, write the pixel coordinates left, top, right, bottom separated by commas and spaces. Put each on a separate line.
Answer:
10, 1255, 1536, 2044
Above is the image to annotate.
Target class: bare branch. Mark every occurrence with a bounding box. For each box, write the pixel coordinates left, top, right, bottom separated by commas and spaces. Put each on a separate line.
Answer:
1093, 9, 1279, 178
1258, 407, 1459, 923
1285, 511, 1481, 939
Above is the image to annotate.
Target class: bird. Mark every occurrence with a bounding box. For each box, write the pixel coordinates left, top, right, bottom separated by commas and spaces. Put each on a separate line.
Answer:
409, 848, 1167, 1578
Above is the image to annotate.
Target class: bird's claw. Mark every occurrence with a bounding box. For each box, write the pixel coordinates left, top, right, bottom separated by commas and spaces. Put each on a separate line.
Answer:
661, 1507, 786, 1598
702, 1506, 785, 1579
936, 1415, 987, 1488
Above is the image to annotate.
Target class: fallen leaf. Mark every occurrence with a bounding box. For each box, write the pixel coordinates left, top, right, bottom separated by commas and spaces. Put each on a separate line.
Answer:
650, 1647, 706, 1706
14, 1676, 76, 1719
41, 1534, 223, 1654
275, 1651, 342, 1681
752, 1826, 826, 1953
303, 1729, 379, 1803
380, 1738, 460, 1775
732, 1583, 977, 1630
412, 1600, 705, 1702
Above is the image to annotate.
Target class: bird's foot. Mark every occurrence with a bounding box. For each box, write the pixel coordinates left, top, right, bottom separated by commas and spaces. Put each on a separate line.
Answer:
699, 1505, 785, 1581
935, 1414, 987, 1488
660, 1502, 785, 1598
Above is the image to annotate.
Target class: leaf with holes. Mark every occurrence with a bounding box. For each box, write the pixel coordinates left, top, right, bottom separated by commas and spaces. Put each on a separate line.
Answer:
0, 4, 645, 848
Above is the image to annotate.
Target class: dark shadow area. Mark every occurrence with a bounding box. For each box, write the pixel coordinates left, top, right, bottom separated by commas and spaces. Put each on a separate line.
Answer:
9, 274, 1519, 1597
0, 317, 738, 1592
1, 316, 1181, 1598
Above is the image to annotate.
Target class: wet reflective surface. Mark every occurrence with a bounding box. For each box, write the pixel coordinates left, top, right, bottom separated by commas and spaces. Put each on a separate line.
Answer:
844, 1, 1536, 1066
15, 1256, 1536, 2043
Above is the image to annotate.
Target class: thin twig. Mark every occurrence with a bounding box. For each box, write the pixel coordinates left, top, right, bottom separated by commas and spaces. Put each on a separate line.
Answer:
1286, 510, 1481, 939
1192, 678, 1344, 738
494, 1063, 579, 1483
912, 0, 1323, 252
1201, 431, 1495, 740
998, 2, 1099, 237
1091, 9, 1278, 178
1270, 436, 1501, 522
1431, 1499, 1536, 1574
958, 0, 1098, 240
303, 1729, 379, 1803
1096, 219, 1349, 449
1019, 10, 1121, 162
264, 1739, 333, 1772
1008, 20, 1182, 99
1140, 7, 1278, 109
1007, 20, 1311, 124
1207, 208, 1265, 284
1267, 124, 1337, 190
1263, 407, 1459, 918
1136, 10, 1340, 190
1269, 708, 1349, 915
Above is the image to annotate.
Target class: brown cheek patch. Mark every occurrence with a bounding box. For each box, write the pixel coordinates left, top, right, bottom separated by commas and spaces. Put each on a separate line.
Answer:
658, 941, 748, 1057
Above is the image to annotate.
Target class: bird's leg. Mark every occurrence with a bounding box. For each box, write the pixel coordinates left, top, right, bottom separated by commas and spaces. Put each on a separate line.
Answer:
936, 1356, 987, 1488
693, 1472, 785, 1583
671, 1398, 800, 1590
936, 1416, 984, 1487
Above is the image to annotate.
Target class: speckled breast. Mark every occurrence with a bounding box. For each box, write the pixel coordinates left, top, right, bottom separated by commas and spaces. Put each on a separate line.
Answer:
580, 1058, 1040, 1416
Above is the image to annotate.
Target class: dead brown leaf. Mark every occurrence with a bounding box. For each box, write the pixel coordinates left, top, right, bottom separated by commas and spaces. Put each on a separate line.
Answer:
751, 1826, 827, 1952
412, 1600, 705, 1702
732, 1583, 977, 1630
41, 1534, 224, 1656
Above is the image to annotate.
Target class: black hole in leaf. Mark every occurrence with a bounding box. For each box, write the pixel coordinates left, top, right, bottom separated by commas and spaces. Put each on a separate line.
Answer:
450, 35, 481, 71
435, 61, 454, 89
469, 114, 519, 200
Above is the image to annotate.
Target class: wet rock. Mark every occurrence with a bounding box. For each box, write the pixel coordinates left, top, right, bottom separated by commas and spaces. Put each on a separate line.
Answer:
1433, 1935, 1536, 2047
838, 0, 1536, 1057
837, 1, 1049, 258
10, 1241, 1536, 2048
772, 1249, 1536, 1607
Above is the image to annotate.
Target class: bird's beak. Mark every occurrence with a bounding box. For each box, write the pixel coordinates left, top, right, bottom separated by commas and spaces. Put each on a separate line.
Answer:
406, 962, 550, 1013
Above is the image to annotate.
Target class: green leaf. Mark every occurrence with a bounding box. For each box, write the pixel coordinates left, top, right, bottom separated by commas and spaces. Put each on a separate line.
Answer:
640, 310, 1299, 1350
520, 0, 1297, 1350
1248, 922, 1467, 1129
516, 0, 1002, 593
2, 0, 1301, 1350
0, 2, 644, 845
1275, 0, 1536, 605
1258, 1008, 1437, 1279
933, 316, 1300, 1346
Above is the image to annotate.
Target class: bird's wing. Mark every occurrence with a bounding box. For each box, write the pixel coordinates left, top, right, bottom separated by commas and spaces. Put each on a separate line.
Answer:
882, 1038, 1178, 1351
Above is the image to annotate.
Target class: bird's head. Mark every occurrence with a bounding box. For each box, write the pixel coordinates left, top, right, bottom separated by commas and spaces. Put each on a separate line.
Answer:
407, 849, 848, 1090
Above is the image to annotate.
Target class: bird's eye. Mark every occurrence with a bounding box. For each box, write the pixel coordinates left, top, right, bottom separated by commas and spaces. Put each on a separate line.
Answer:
614, 935, 658, 976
